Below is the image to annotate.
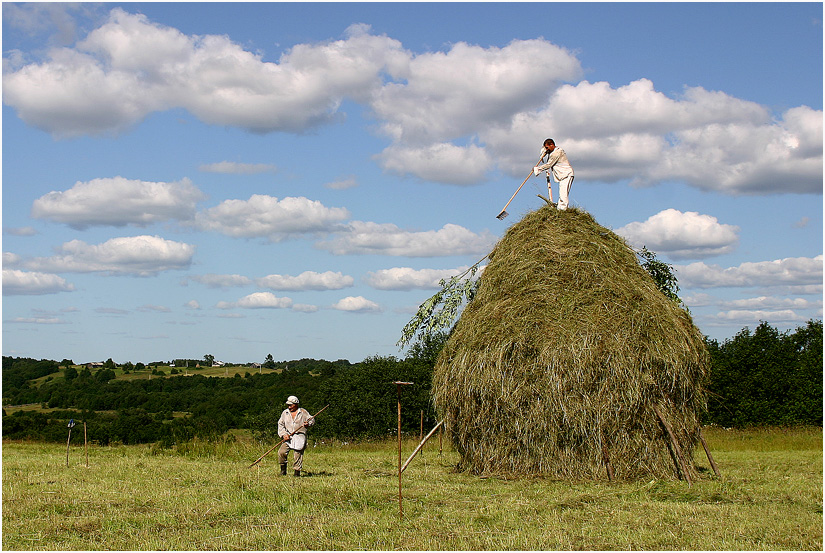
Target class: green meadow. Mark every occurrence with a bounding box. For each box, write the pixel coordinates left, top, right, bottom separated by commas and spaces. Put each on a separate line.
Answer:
3, 426, 821, 550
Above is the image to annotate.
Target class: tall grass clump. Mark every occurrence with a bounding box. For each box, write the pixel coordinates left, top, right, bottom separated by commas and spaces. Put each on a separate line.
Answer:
433, 205, 708, 480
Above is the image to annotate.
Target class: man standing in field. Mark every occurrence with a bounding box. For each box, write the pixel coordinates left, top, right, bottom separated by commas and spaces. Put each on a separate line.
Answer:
277, 395, 315, 476
533, 138, 575, 210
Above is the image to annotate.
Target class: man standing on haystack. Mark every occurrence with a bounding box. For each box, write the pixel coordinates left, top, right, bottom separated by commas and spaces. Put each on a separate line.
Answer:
533, 138, 575, 210
277, 395, 315, 476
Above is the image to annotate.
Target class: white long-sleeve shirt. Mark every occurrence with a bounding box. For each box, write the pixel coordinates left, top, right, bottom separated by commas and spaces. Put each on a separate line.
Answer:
536, 147, 574, 182
277, 407, 314, 439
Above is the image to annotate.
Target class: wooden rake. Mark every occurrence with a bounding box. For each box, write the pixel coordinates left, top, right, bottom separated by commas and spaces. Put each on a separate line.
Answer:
496, 153, 547, 220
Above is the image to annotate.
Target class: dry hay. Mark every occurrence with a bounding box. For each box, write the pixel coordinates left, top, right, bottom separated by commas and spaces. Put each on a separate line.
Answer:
432, 205, 708, 480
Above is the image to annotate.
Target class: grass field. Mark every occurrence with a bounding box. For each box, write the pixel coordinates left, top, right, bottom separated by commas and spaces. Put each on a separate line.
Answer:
2, 426, 821, 550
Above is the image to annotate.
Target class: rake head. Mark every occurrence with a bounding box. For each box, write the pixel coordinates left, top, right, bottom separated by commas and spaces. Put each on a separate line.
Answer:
496, 210, 509, 220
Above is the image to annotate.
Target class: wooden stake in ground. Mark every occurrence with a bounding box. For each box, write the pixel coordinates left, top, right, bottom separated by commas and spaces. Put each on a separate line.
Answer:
393, 381, 413, 519
653, 404, 692, 486
65, 419, 76, 467
401, 420, 444, 474
601, 441, 615, 482
84, 421, 89, 468
699, 428, 721, 476
419, 410, 424, 457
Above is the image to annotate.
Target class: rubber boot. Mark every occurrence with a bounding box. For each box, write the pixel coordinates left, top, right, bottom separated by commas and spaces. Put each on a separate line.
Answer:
280, 463, 287, 476
293, 469, 301, 477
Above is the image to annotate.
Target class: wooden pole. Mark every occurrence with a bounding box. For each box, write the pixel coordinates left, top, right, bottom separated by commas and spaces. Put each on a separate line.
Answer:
401, 420, 444, 473
653, 404, 692, 486
66, 428, 72, 467
84, 422, 89, 468
699, 428, 721, 477
601, 442, 614, 482
65, 419, 75, 467
419, 411, 424, 457
394, 381, 413, 519
496, 154, 546, 219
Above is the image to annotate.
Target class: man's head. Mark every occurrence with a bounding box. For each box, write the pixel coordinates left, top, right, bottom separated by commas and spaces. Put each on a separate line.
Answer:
286, 395, 300, 411
543, 138, 556, 153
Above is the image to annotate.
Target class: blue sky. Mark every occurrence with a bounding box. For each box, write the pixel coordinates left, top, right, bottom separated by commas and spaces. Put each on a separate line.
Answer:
2, 2, 822, 365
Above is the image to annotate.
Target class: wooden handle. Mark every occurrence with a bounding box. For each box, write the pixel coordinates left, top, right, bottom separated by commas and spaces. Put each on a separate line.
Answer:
248, 404, 330, 468
498, 154, 546, 214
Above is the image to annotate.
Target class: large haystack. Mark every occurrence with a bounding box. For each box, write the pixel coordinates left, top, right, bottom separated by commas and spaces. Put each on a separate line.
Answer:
433, 205, 708, 480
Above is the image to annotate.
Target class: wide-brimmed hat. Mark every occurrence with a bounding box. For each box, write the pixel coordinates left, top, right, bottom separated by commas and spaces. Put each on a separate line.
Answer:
286, 395, 299, 405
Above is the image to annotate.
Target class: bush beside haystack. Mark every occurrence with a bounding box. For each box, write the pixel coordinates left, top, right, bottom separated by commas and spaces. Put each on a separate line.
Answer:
432, 205, 708, 480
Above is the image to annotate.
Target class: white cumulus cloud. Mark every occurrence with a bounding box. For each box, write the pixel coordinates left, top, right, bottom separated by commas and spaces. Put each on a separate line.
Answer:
364, 266, 469, 290
709, 309, 806, 324
186, 274, 253, 288
371, 39, 582, 144
331, 296, 382, 313
642, 105, 823, 194
675, 255, 823, 289
616, 209, 740, 260
217, 292, 293, 310
2, 269, 75, 295
7, 316, 68, 324
2, 11, 408, 136
718, 296, 821, 310
194, 195, 350, 241
317, 221, 497, 257
376, 143, 492, 185
3, 253, 22, 267
31, 176, 205, 228
484, 79, 823, 195
256, 271, 354, 291
20, 235, 196, 276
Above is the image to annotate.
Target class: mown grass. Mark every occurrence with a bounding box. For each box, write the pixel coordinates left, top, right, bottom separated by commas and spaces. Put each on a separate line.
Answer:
2, 426, 821, 550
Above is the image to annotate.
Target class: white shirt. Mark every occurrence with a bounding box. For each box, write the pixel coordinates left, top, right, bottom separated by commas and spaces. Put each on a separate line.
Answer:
277, 407, 314, 439
536, 147, 574, 182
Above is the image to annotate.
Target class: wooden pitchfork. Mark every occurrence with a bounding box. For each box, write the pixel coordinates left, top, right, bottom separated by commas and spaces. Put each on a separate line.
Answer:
496, 153, 547, 220
248, 404, 329, 468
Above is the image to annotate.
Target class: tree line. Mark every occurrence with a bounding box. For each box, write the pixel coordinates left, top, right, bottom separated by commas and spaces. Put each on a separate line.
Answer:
1, 339, 442, 446
704, 319, 821, 427
2, 321, 820, 446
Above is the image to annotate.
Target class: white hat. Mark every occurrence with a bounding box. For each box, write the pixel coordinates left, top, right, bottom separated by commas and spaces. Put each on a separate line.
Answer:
286, 395, 299, 405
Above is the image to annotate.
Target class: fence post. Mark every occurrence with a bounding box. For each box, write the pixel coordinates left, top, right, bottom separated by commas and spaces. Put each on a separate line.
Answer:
65, 419, 76, 467
393, 381, 413, 519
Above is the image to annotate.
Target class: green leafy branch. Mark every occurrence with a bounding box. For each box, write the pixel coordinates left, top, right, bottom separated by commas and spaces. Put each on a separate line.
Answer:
397, 256, 488, 349
636, 246, 681, 304
398, 245, 681, 350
